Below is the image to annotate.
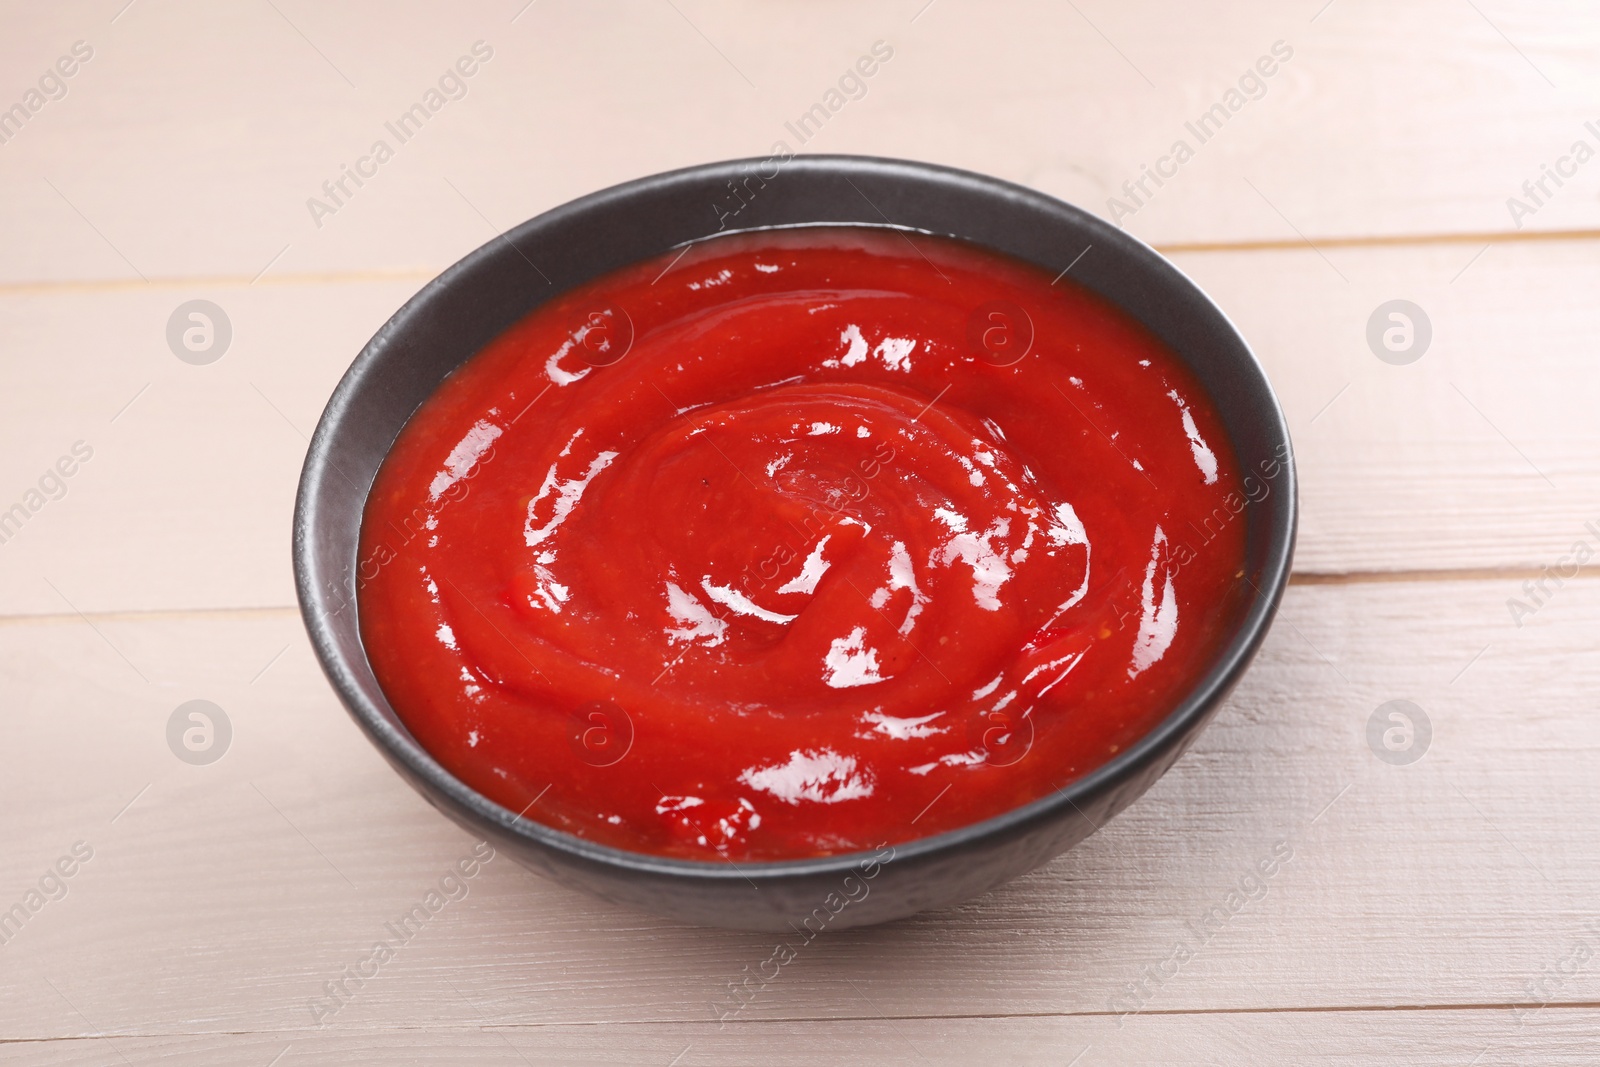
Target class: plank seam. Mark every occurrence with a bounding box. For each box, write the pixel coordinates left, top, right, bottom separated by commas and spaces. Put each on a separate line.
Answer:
2, 227, 1599, 296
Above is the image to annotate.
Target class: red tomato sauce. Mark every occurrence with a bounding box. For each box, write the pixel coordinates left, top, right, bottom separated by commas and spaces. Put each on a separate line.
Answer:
358, 227, 1248, 861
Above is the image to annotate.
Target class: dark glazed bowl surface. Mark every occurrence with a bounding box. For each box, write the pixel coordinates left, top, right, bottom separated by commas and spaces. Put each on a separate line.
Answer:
293, 155, 1296, 931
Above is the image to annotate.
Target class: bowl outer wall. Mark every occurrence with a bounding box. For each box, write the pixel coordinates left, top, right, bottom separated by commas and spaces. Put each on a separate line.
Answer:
293, 154, 1297, 931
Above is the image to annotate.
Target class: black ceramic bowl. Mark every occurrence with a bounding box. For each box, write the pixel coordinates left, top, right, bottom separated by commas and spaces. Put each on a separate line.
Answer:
294, 155, 1295, 931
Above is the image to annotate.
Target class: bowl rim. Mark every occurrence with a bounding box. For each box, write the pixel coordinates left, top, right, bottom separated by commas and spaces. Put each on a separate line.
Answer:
294, 152, 1297, 882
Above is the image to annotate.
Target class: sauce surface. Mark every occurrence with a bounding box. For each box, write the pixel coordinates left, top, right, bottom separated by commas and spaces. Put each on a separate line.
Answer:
359, 227, 1247, 861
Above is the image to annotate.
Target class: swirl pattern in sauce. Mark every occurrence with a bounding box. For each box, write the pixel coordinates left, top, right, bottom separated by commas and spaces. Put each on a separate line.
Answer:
358, 227, 1247, 860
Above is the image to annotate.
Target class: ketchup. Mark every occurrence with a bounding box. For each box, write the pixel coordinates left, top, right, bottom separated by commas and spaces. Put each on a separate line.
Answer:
358, 227, 1246, 861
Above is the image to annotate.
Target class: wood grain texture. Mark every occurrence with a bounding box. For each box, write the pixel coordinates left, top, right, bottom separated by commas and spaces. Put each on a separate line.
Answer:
0, 0, 1597, 286
2, 1, 1593, 1061
2, 238, 1597, 615
5, 1008, 1600, 1067
1, 578, 1595, 1042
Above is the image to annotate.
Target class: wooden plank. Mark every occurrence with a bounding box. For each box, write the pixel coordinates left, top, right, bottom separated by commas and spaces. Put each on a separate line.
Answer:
2, 237, 1597, 616
0, 577, 1595, 1038
0, 278, 419, 616
3, 3, 1595, 1057
0, 0, 1597, 286
6, 1008, 1600, 1067
1176, 236, 1600, 576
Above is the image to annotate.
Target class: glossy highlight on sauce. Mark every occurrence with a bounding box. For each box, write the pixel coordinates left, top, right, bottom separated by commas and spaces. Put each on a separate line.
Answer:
358, 227, 1248, 861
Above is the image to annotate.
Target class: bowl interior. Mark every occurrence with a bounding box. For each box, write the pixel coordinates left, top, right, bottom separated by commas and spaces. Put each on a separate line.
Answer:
294, 154, 1295, 878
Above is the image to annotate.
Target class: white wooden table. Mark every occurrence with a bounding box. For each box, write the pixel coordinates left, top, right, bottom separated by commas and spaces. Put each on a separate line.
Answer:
3, 2, 1597, 1062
